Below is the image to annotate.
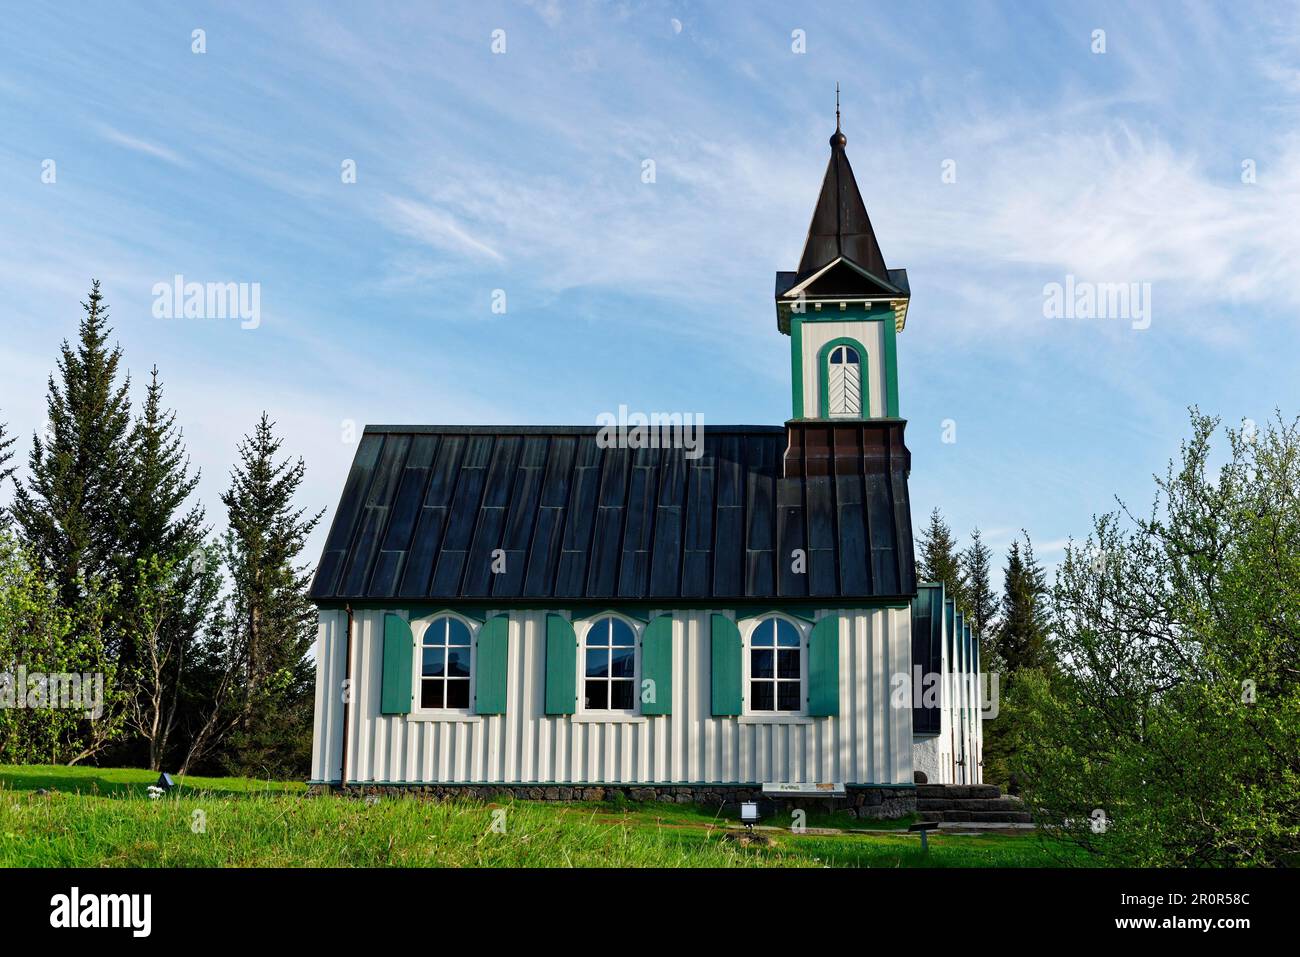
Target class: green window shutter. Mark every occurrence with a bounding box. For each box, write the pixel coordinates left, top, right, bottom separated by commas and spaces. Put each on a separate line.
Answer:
640, 615, 673, 716
807, 614, 841, 716
381, 613, 414, 715
544, 613, 577, 715
710, 613, 742, 716
475, 615, 509, 715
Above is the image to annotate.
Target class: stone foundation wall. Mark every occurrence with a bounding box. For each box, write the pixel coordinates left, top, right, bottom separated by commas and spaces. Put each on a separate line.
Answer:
308, 783, 916, 819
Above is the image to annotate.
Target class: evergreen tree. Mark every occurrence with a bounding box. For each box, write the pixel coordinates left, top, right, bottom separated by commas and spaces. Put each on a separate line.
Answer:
11, 281, 134, 621
916, 507, 967, 612
0, 416, 15, 522
961, 526, 999, 661
0, 416, 15, 486
217, 413, 323, 776
994, 534, 1050, 680
120, 368, 220, 770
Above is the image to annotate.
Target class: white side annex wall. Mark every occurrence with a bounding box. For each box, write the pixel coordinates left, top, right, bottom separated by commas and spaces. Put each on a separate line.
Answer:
907, 610, 985, 786
311, 607, 914, 786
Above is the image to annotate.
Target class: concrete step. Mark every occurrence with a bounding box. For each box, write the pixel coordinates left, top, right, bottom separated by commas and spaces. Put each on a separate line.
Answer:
916, 784, 1002, 800
918, 809, 1033, 824
917, 797, 1024, 812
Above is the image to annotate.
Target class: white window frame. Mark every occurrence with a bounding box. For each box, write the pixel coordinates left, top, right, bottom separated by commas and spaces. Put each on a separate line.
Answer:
826, 343, 863, 418
409, 611, 477, 718
575, 612, 643, 719
740, 613, 809, 720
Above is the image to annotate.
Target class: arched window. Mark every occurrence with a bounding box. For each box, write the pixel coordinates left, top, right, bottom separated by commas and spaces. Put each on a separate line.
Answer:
419, 616, 473, 710
582, 616, 638, 712
748, 617, 804, 713
826, 343, 862, 417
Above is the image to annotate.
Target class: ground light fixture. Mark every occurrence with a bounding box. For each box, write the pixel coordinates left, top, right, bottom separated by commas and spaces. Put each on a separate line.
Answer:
740, 801, 759, 832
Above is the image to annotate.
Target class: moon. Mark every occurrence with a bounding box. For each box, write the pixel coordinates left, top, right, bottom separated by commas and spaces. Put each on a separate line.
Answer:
671, 18, 682, 34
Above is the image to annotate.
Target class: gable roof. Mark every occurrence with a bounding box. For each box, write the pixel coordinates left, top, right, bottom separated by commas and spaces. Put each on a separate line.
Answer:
309, 425, 916, 604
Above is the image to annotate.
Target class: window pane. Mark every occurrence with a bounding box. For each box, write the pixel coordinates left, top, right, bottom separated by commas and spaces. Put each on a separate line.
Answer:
446, 648, 471, 679
775, 620, 800, 647
446, 680, 470, 709
422, 648, 445, 677
586, 648, 609, 678
844, 347, 860, 364
446, 618, 471, 646
610, 646, 635, 678
778, 681, 801, 711
609, 619, 635, 646
831, 347, 844, 364
777, 649, 799, 679
587, 620, 609, 646
421, 680, 444, 709
610, 680, 634, 710
585, 679, 608, 710
751, 648, 774, 679
751, 681, 774, 711
751, 620, 774, 646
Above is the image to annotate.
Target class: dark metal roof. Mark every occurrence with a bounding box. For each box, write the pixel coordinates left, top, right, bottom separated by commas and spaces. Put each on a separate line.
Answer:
310, 425, 916, 604
796, 130, 888, 282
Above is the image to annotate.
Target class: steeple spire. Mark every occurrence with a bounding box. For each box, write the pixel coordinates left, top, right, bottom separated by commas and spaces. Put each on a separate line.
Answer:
774, 92, 911, 336
832, 83, 846, 149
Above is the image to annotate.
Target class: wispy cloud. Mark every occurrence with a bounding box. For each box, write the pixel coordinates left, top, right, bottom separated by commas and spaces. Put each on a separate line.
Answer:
93, 123, 188, 167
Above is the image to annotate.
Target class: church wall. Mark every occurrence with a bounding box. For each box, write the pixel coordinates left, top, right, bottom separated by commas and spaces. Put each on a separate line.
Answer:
310, 606, 914, 787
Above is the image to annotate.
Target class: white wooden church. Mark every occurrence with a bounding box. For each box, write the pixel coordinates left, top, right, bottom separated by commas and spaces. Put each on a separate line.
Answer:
306, 115, 984, 811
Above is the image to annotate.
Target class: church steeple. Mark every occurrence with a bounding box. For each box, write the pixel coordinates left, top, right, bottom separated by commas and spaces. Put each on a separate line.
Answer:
796, 90, 889, 282
775, 98, 911, 422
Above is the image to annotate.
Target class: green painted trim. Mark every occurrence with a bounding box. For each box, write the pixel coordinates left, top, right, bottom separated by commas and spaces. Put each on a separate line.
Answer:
544, 613, 578, 715
640, 615, 673, 716
736, 607, 817, 624
709, 613, 742, 716
816, 336, 870, 419
475, 615, 510, 715
404, 607, 486, 624
569, 605, 650, 623
790, 316, 805, 418
796, 305, 891, 323
883, 315, 899, 417
807, 615, 841, 717
380, 613, 414, 715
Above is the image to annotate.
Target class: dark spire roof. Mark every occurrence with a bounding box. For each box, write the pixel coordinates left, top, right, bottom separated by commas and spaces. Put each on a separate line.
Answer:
796, 111, 888, 282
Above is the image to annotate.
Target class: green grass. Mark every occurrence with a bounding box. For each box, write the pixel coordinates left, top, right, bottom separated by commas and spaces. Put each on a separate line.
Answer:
0, 765, 1084, 868
0, 763, 305, 797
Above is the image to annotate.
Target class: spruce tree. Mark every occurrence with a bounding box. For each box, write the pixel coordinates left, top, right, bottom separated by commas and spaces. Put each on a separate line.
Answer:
120, 367, 219, 770
0, 416, 15, 521
11, 281, 134, 619
218, 413, 323, 775
0, 416, 15, 486
994, 534, 1050, 680
961, 526, 998, 654
916, 506, 968, 612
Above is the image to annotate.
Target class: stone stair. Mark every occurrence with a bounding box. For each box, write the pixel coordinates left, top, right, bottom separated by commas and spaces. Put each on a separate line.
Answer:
915, 784, 1032, 824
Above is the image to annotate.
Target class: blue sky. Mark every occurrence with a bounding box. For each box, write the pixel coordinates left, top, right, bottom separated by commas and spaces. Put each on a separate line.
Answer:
2, 1, 1298, 582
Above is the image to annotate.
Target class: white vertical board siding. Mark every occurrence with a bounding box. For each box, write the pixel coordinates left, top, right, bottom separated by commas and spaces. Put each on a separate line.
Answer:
309, 610, 347, 782
312, 607, 913, 786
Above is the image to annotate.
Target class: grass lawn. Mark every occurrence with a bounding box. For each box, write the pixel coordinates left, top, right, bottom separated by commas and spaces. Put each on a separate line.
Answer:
0, 765, 1085, 868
